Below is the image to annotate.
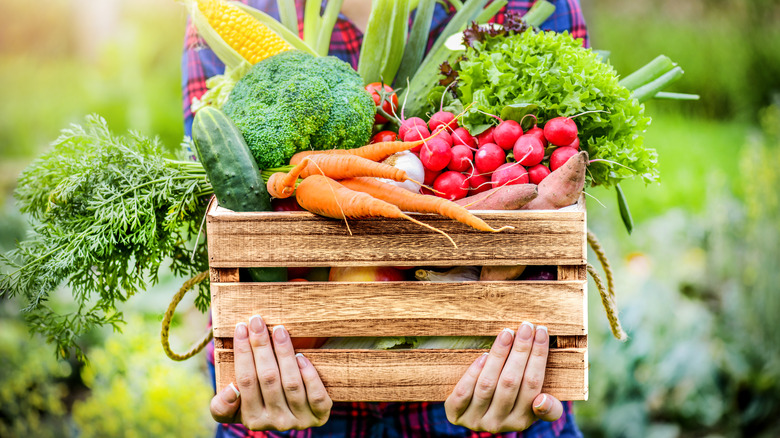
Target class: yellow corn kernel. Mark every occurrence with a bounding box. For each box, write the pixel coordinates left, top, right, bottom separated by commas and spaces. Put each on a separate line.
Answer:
197, 0, 291, 64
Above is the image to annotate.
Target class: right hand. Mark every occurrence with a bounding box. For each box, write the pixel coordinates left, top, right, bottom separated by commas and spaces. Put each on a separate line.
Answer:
210, 315, 333, 430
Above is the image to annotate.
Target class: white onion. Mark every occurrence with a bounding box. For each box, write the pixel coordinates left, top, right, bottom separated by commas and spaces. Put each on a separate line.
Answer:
377, 151, 425, 193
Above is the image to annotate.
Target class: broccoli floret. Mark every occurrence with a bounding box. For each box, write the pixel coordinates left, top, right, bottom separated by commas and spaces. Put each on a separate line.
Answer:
223, 51, 375, 169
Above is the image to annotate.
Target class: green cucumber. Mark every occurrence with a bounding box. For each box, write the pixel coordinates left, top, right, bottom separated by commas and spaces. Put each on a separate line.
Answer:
193, 107, 287, 282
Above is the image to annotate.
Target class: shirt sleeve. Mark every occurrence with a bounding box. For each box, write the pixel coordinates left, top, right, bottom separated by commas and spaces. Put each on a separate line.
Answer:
181, 19, 226, 138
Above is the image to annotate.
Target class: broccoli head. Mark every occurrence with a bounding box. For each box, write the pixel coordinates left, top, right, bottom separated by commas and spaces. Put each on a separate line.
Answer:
222, 51, 376, 169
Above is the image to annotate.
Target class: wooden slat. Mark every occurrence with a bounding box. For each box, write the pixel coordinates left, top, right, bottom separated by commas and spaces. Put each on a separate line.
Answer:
214, 348, 588, 402
211, 280, 587, 338
205, 202, 586, 268
209, 267, 240, 283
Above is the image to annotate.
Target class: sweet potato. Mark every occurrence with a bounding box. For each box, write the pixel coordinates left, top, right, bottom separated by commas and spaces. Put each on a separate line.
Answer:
455, 184, 538, 210
522, 150, 588, 210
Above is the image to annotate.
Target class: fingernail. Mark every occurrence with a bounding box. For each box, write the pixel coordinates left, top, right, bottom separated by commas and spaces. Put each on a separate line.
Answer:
235, 322, 248, 340
249, 315, 264, 334
534, 394, 549, 412
223, 382, 240, 403
273, 325, 288, 342
477, 352, 489, 366
535, 325, 548, 344
499, 328, 515, 346
518, 321, 534, 341
296, 352, 308, 369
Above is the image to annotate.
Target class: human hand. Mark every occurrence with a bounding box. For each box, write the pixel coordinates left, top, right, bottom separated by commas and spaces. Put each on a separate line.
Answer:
444, 322, 563, 433
209, 315, 333, 430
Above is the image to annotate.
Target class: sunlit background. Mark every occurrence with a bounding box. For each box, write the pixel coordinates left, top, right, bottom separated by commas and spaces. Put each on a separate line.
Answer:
1, 0, 779, 436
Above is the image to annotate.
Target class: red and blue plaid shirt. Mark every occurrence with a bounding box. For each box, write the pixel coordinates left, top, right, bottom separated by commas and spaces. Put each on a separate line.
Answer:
186, 1, 588, 436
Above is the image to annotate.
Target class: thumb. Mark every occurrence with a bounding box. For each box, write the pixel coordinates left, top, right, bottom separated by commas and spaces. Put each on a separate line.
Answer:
210, 382, 241, 423
532, 393, 564, 422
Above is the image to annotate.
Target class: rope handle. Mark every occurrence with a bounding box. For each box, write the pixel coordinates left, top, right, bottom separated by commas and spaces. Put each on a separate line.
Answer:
587, 230, 628, 341
161, 271, 213, 361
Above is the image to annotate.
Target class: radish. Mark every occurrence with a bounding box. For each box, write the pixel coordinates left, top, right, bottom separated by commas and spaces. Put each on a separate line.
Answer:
526, 126, 547, 147
544, 117, 578, 146
475, 143, 506, 173
399, 117, 427, 139
566, 137, 580, 150
452, 127, 477, 148
466, 167, 492, 195
419, 138, 452, 171
493, 120, 523, 150
448, 145, 473, 172
423, 166, 442, 186
429, 111, 458, 132
550, 146, 579, 171
513, 135, 544, 167
527, 164, 551, 185
476, 126, 495, 146
491, 163, 529, 187
431, 126, 453, 146
433, 171, 469, 201
403, 124, 431, 152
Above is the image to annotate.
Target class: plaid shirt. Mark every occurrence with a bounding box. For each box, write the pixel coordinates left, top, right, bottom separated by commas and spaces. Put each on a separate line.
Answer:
188, 1, 588, 436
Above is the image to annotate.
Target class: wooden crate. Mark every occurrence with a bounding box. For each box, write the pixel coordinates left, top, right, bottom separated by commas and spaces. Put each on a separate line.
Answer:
206, 198, 588, 402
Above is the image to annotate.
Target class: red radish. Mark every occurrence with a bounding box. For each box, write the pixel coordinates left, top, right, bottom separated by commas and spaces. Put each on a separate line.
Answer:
493, 120, 523, 150
475, 143, 506, 173
429, 111, 458, 132
448, 145, 473, 172
526, 126, 547, 147
492, 163, 529, 187
513, 135, 545, 167
433, 171, 469, 201
403, 125, 431, 152
399, 117, 427, 139
550, 146, 579, 171
476, 126, 495, 146
544, 117, 578, 146
566, 137, 580, 150
452, 127, 477, 148
423, 166, 442, 185
419, 138, 452, 171
466, 167, 492, 195
527, 164, 551, 185
420, 186, 435, 196
431, 126, 453, 146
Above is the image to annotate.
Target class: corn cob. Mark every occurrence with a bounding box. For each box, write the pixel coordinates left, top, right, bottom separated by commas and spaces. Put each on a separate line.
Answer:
196, 0, 291, 65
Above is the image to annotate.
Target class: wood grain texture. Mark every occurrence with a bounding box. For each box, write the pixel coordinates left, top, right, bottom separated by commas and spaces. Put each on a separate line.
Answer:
209, 267, 239, 283
215, 348, 588, 402
211, 280, 587, 338
205, 202, 586, 268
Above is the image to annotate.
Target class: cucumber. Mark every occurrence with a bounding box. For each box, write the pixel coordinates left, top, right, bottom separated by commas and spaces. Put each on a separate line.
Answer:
193, 107, 286, 282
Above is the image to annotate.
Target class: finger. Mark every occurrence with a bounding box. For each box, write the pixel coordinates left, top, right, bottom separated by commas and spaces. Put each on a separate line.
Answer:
210, 382, 241, 423
515, 325, 550, 413
445, 352, 489, 422
296, 353, 333, 421
532, 393, 564, 422
247, 315, 285, 412
466, 328, 515, 417
487, 321, 535, 418
271, 324, 310, 418
233, 322, 264, 419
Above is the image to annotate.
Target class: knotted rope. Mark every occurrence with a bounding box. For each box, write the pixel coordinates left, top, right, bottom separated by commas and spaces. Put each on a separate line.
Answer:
161, 271, 213, 361
587, 230, 628, 341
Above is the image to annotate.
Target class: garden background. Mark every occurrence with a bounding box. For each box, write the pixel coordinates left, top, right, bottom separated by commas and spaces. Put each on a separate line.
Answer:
1, 0, 779, 436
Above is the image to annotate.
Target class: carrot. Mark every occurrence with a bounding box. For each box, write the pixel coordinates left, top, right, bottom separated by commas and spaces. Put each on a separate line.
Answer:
455, 184, 538, 210
522, 150, 588, 210
269, 154, 424, 199
339, 177, 513, 233
289, 129, 448, 165
295, 175, 457, 248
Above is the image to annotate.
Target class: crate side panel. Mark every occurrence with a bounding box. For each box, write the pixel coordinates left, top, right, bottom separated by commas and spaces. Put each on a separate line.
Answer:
215, 348, 588, 402
212, 280, 587, 338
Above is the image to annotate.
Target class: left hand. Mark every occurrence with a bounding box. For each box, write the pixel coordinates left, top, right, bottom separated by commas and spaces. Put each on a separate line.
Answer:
444, 322, 564, 433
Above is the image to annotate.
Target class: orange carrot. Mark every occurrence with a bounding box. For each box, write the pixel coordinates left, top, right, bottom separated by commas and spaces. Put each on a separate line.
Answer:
289, 129, 448, 165
295, 175, 457, 248
339, 177, 513, 233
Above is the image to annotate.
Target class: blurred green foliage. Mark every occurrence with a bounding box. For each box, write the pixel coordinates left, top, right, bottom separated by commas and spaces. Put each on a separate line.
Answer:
71, 315, 214, 438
